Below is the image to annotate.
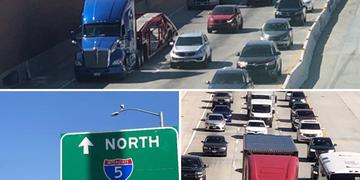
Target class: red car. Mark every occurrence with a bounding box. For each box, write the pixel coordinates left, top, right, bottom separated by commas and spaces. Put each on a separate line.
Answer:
207, 5, 243, 33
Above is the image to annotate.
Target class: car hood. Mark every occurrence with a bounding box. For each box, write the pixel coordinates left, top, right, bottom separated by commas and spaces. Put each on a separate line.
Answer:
174, 45, 202, 52
206, 120, 225, 125
209, 83, 247, 89
312, 146, 334, 150
300, 129, 322, 134
252, 112, 272, 118
210, 14, 235, 20
240, 56, 275, 64
246, 127, 267, 132
82, 37, 118, 50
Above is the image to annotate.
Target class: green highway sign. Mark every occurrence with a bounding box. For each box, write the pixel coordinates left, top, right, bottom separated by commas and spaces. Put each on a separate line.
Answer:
61, 127, 179, 180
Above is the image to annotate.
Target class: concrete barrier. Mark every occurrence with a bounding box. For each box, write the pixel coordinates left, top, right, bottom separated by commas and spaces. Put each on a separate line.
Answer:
282, 0, 344, 89
0, 0, 186, 88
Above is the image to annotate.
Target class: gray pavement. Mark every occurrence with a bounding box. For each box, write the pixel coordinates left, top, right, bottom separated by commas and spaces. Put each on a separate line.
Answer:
16, 0, 326, 89
303, 0, 360, 88
181, 91, 360, 180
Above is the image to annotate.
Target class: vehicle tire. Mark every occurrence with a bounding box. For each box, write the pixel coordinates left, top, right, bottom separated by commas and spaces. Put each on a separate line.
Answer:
278, 63, 282, 76
202, 59, 208, 68
142, 45, 149, 62
207, 53, 212, 62
224, 152, 227, 157
303, 16, 307, 26
291, 123, 296, 131
269, 122, 273, 128
207, 28, 212, 33
240, 19, 244, 30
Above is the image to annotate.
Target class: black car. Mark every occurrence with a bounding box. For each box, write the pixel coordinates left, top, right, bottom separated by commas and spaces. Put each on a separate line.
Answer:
291, 109, 316, 131
261, 18, 294, 49
237, 40, 282, 81
289, 91, 307, 107
307, 137, 336, 161
181, 155, 207, 180
202, 135, 228, 156
207, 68, 254, 89
275, 0, 307, 26
290, 102, 310, 120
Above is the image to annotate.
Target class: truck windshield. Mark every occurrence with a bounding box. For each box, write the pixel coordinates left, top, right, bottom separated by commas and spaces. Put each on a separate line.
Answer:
330, 174, 360, 180
252, 105, 271, 113
83, 24, 120, 37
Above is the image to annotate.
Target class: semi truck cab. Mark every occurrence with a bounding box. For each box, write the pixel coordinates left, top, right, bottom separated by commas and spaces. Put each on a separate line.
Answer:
71, 0, 139, 81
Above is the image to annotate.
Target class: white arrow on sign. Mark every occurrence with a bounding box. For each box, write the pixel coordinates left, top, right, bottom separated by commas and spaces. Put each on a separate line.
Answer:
78, 137, 94, 155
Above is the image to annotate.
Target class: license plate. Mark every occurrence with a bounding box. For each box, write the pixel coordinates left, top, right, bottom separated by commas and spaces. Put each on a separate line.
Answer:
212, 150, 217, 153
93, 72, 101, 77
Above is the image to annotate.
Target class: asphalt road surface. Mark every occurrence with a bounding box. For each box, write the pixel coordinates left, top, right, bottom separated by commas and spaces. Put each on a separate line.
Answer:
303, 0, 360, 88
181, 91, 360, 180
17, 0, 326, 89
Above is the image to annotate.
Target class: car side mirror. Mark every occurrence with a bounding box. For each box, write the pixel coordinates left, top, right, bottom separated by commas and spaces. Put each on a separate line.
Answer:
236, 52, 241, 56
334, 143, 337, 147
205, 80, 211, 85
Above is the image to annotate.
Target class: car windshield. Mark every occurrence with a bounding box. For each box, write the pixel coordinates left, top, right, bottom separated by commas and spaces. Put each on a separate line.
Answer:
208, 115, 223, 121
278, 0, 302, 9
292, 92, 305, 98
248, 121, 265, 127
293, 104, 310, 109
264, 23, 288, 31
330, 174, 360, 180
252, 105, 271, 113
252, 95, 271, 100
241, 44, 273, 57
213, 106, 230, 112
312, 138, 333, 147
182, 157, 201, 168
212, 72, 246, 85
205, 136, 225, 143
301, 123, 320, 130
176, 36, 203, 46
297, 110, 315, 117
215, 93, 230, 97
212, 6, 235, 15
83, 23, 120, 37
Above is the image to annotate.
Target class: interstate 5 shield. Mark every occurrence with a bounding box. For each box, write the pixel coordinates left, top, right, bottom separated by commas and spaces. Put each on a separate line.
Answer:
61, 127, 179, 180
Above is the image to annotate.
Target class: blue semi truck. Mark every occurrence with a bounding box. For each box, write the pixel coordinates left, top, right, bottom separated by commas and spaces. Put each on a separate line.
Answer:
70, 0, 177, 81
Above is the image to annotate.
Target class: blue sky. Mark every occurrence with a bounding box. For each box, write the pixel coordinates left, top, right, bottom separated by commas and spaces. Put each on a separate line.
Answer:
0, 91, 179, 180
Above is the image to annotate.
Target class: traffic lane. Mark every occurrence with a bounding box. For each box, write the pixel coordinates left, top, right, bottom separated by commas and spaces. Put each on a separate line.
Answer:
183, 92, 245, 180
181, 91, 212, 153
307, 92, 360, 151
303, 0, 360, 88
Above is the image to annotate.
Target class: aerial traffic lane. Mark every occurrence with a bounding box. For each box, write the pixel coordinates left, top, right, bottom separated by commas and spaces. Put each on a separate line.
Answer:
181, 91, 360, 179
16, 0, 326, 89
303, 0, 360, 88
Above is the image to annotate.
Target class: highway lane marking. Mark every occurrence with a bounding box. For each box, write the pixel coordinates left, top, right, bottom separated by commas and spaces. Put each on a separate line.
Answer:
183, 93, 212, 155
233, 161, 236, 170
60, 78, 75, 89
236, 139, 239, 144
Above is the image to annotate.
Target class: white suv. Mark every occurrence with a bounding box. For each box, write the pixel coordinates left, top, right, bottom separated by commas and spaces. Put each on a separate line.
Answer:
297, 120, 324, 143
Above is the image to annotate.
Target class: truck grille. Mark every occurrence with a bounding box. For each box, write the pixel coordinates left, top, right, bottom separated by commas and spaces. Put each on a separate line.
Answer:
84, 50, 109, 68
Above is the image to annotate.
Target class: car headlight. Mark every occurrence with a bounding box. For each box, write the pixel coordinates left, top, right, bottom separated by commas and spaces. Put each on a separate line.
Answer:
301, 98, 307, 103
220, 147, 227, 150
226, 18, 234, 23
112, 59, 123, 66
209, 18, 214, 22
328, 149, 335, 153
195, 171, 203, 177
262, 34, 270, 40
237, 61, 248, 68
266, 60, 276, 66
203, 146, 209, 150
310, 148, 316, 152
275, 11, 282, 16
195, 47, 205, 56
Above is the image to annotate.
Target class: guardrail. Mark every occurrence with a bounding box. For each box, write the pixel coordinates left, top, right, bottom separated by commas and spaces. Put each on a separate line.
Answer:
282, 0, 343, 89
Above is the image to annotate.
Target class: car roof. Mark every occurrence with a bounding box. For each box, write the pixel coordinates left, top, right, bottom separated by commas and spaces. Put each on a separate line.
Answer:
246, 40, 273, 46
251, 99, 272, 105
206, 135, 225, 138
248, 120, 266, 123
300, 120, 319, 124
214, 4, 238, 8
182, 154, 202, 159
265, 18, 289, 24
319, 152, 360, 174
178, 32, 203, 38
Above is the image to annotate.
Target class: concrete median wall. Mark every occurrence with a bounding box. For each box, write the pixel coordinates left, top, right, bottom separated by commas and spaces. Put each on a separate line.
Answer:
282, 0, 344, 89
0, 0, 185, 88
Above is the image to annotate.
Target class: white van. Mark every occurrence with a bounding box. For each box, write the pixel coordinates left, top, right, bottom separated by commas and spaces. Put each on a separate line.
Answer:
249, 99, 274, 127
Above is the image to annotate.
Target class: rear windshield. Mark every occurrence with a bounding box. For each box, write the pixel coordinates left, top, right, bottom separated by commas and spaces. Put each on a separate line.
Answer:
300, 123, 320, 130
205, 136, 225, 143
213, 106, 231, 112
264, 23, 288, 31
241, 44, 273, 57
208, 115, 223, 121
212, 6, 235, 15
176, 36, 202, 46
182, 157, 201, 168
248, 121, 265, 127
212, 72, 246, 85
252, 104, 271, 113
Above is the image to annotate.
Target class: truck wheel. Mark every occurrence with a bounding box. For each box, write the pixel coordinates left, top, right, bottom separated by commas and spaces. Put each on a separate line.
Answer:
207, 28, 212, 34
